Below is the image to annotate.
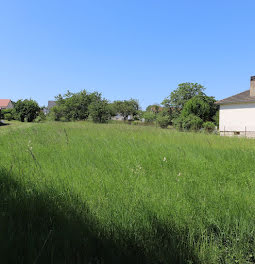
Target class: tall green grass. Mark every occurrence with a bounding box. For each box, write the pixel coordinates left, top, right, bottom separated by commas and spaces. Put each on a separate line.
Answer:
1, 122, 255, 263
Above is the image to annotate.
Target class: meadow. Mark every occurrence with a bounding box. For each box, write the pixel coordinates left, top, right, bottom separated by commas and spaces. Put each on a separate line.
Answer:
0, 121, 255, 263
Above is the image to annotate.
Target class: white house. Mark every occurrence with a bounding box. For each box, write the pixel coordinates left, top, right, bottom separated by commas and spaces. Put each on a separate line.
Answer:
216, 76, 255, 137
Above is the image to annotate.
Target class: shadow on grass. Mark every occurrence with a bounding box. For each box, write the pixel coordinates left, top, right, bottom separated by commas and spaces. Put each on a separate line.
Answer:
0, 121, 9, 126
0, 168, 200, 264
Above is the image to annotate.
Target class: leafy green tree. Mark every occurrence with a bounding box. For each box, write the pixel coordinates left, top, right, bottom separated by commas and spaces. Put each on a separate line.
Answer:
15, 99, 40, 122
156, 110, 171, 128
146, 104, 161, 113
4, 113, 12, 121
89, 94, 111, 123
54, 90, 94, 121
1, 109, 15, 120
172, 95, 218, 131
162, 82, 205, 112
51, 90, 103, 121
111, 99, 140, 120
181, 95, 218, 122
143, 111, 156, 123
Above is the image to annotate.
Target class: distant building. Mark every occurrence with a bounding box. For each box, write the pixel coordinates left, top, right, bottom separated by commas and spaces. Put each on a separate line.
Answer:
48, 101, 56, 109
43, 101, 57, 114
0, 99, 14, 110
111, 114, 133, 121
216, 76, 255, 138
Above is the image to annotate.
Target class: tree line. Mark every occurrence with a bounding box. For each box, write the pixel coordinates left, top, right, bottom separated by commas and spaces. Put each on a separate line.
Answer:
0, 82, 219, 131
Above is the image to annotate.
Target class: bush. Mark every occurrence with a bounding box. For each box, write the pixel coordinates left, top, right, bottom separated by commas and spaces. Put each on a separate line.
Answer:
173, 114, 203, 131
213, 111, 219, 127
203, 121, 215, 133
183, 115, 203, 131
157, 114, 170, 128
1, 109, 15, 120
34, 116, 42, 123
4, 113, 12, 121
143, 111, 156, 123
89, 98, 111, 123
15, 99, 40, 122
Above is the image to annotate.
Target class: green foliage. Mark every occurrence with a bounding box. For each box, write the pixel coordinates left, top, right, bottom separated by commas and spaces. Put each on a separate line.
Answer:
34, 112, 46, 123
89, 94, 111, 123
213, 110, 219, 127
1, 109, 15, 121
173, 94, 218, 131
14, 99, 40, 122
181, 95, 218, 122
111, 99, 140, 120
162, 82, 205, 110
143, 111, 156, 123
52, 90, 95, 121
4, 113, 12, 121
203, 121, 216, 133
146, 104, 161, 113
157, 112, 170, 128
50, 90, 117, 123
173, 114, 203, 131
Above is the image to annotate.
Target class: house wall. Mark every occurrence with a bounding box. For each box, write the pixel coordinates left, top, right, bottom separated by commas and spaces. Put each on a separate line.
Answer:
6, 101, 14, 109
219, 103, 255, 133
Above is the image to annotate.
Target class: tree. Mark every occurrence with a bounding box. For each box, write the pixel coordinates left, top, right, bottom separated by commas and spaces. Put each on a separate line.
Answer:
143, 111, 156, 123
156, 109, 171, 128
54, 90, 94, 121
172, 95, 218, 131
111, 99, 140, 120
162, 82, 205, 112
1, 109, 15, 121
181, 95, 218, 122
146, 104, 162, 113
15, 99, 40, 122
88, 94, 111, 123
51, 90, 102, 121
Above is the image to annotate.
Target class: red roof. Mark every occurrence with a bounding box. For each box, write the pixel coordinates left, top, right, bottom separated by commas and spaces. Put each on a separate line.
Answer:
0, 99, 11, 108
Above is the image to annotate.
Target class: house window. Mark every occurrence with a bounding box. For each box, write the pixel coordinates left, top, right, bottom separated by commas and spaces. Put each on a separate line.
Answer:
234, 131, 240, 135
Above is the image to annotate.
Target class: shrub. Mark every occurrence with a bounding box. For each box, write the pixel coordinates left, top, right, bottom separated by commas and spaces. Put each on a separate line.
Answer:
157, 114, 170, 128
34, 116, 42, 123
203, 121, 215, 133
172, 116, 183, 130
181, 95, 217, 122
4, 113, 12, 121
15, 99, 40, 122
1, 109, 15, 120
213, 111, 219, 127
182, 114, 203, 131
173, 114, 203, 131
89, 98, 111, 123
143, 111, 156, 123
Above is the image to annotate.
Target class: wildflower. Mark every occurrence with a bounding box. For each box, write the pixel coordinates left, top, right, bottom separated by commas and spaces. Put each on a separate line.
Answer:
28, 140, 32, 151
163, 157, 167, 162
177, 172, 181, 182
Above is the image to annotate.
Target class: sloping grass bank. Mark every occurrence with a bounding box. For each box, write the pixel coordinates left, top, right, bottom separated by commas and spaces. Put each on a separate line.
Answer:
1, 122, 255, 263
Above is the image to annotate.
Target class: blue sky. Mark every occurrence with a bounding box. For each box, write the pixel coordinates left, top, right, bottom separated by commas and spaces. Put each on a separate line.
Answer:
1, 0, 255, 109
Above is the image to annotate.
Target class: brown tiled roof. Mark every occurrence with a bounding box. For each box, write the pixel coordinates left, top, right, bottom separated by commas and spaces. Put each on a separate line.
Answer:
0, 99, 11, 108
215, 90, 255, 105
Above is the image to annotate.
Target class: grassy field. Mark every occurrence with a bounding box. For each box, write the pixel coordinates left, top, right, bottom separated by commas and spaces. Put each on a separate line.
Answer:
1, 121, 255, 263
